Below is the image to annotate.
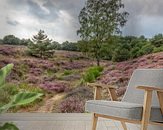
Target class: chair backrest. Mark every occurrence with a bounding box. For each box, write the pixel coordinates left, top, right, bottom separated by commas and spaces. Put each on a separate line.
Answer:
122, 69, 163, 107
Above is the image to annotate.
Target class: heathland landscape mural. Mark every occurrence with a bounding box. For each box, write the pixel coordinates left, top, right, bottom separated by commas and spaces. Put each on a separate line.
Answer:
0, 0, 163, 114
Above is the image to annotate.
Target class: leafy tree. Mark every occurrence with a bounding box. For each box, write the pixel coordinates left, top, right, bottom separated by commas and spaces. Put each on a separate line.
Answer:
3, 35, 21, 45
61, 41, 79, 51
51, 41, 61, 50
28, 30, 55, 58
112, 43, 130, 62
151, 34, 163, 47
100, 36, 119, 60
153, 45, 163, 53
130, 37, 148, 58
20, 38, 32, 46
130, 47, 140, 58
77, 40, 90, 56
137, 42, 154, 56
77, 0, 129, 66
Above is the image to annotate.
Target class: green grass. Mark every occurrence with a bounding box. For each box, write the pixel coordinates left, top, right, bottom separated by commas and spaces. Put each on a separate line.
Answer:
44, 69, 56, 77
55, 70, 74, 80
18, 83, 44, 93
63, 70, 73, 76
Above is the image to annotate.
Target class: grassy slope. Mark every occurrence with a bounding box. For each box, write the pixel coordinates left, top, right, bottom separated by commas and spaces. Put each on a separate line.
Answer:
0, 45, 163, 112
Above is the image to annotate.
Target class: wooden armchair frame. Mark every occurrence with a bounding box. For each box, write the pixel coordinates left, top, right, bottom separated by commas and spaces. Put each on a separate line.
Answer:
87, 83, 163, 130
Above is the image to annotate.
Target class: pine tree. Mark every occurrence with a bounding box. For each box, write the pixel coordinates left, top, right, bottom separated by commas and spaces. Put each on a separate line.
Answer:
28, 30, 55, 58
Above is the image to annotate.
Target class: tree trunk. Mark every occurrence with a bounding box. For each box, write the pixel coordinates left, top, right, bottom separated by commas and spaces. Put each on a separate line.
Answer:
96, 57, 100, 66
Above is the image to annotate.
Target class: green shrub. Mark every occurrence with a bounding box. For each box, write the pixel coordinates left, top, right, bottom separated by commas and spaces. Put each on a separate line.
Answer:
83, 66, 103, 83
112, 47, 130, 62
83, 72, 95, 83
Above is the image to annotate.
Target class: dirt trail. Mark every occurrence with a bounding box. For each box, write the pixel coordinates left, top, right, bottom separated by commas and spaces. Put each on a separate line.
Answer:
37, 93, 65, 112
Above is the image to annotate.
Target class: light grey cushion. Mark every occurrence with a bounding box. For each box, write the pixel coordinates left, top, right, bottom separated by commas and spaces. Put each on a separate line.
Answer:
85, 100, 163, 122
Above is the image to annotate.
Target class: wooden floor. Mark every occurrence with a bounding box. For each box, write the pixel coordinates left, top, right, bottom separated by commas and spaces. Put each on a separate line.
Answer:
0, 113, 139, 130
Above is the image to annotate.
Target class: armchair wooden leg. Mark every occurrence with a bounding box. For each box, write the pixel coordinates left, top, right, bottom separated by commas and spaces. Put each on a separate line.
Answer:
121, 121, 127, 130
157, 91, 163, 114
92, 113, 98, 130
141, 90, 152, 130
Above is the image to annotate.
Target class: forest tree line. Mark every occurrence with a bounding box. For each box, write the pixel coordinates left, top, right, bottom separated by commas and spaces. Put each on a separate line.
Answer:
0, 33, 163, 62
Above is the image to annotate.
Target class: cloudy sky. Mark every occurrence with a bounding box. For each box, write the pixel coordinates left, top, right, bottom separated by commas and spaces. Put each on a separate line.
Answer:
0, 0, 163, 43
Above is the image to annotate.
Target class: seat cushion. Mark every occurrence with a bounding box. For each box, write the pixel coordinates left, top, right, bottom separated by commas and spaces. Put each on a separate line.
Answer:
85, 100, 163, 122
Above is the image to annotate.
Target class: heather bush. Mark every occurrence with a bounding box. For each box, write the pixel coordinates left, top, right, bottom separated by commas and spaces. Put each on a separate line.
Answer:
65, 53, 84, 61
83, 66, 103, 83
66, 86, 93, 100
9, 63, 30, 81
0, 46, 18, 56
59, 96, 85, 113
29, 67, 43, 76
62, 74, 81, 81
62, 61, 89, 70
25, 76, 40, 84
41, 82, 68, 93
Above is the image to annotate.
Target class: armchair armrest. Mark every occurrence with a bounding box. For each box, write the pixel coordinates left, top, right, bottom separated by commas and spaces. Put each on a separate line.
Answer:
87, 83, 118, 101
137, 86, 163, 92
87, 83, 116, 89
